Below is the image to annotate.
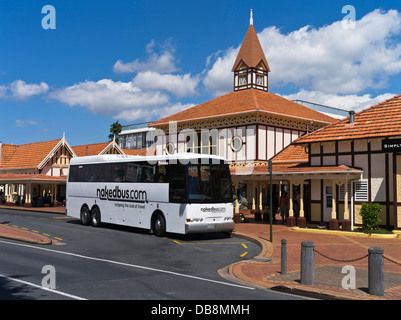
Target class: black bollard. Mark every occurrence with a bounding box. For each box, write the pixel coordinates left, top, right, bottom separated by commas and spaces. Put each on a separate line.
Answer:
300, 241, 315, 285
281, 239, 287, 275
368, 247, 384, 296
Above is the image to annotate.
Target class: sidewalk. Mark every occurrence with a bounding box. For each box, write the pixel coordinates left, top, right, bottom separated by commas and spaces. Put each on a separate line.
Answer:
0, 205, 65, 244
227, 216, 401, 300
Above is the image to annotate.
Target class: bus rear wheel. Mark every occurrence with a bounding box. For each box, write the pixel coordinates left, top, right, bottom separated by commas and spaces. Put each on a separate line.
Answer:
80, 206, 91, 226
152, 213, 166, 237
91, 207, 101, 227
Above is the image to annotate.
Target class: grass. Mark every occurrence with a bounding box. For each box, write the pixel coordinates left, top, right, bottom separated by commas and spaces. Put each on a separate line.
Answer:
353, 227, 394, 235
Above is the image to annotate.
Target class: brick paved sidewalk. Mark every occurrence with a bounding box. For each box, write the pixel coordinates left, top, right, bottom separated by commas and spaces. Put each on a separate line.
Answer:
228, 221, 401, 300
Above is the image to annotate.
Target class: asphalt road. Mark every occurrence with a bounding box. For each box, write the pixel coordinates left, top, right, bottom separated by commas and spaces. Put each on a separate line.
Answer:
0, 208, 306, 302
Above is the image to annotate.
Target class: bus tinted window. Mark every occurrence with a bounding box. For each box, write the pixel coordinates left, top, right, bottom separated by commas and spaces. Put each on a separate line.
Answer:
187, 164, 233, 203
169, 164, 185, 202
111, 163, 126, 182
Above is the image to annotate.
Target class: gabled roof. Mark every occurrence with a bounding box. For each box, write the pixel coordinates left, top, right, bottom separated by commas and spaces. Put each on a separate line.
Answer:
232, 24, 270, 72
122, 148, 155, 156
294, 94, 401, 144
150, 89, 335, 127
271, 144, 308, 164
72, 141, 122, 157
0, 139, 63, 169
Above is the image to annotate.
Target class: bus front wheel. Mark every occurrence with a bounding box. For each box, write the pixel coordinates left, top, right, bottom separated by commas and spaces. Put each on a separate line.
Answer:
152, 213, 166, 237
80, 206, 91, 226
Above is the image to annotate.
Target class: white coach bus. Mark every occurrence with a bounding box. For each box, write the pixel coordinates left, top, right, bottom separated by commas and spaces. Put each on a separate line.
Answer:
66, 154, 234, 236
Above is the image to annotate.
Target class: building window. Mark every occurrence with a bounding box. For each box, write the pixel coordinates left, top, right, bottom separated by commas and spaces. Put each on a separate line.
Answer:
239, 75, 247, 85
165, 142, 175, 155
231, 136, 243, 152
256, 75, 263, 85
185, 130, 218, 155
354, 180, 368, 202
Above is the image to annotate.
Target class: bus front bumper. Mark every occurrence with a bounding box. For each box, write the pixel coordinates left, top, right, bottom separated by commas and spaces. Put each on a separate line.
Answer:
185, 221, 235, 234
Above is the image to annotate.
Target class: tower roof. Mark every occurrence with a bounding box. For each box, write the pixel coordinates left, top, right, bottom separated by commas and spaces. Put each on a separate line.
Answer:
232, 22, 270, 72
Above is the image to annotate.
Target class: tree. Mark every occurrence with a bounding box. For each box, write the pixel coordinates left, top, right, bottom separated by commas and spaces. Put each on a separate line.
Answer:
109, 121, 122, 143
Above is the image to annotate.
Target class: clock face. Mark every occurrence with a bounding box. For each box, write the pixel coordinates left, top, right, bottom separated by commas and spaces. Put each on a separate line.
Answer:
256, 75, 263, 85
239, 75, 247, 85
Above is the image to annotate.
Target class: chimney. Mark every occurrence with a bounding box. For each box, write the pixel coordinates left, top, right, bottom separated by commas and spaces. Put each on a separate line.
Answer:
349, 111, 355, 123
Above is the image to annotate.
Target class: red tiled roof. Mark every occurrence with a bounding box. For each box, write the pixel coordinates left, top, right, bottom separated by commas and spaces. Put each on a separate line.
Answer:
150, 89, 335, 126
294, 94, 401, 143
270, 144, 308, 164
232, 163, 362, 175
122, 148, 155, 156
0, 140, 61, 169
72, 142, 113, 157
232, 24, 270, 72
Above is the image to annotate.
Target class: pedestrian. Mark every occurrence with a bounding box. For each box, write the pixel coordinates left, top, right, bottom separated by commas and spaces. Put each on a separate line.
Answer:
280, 192, 288, 224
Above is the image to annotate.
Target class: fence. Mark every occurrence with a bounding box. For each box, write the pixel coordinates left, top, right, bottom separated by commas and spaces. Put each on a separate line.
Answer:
281, 239, 401, 296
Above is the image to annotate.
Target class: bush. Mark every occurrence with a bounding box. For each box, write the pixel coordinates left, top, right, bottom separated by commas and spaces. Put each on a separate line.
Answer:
360, 203, 382, 233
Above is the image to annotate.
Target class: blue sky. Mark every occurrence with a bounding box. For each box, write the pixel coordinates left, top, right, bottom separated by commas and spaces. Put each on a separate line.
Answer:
1, 0, 401, 146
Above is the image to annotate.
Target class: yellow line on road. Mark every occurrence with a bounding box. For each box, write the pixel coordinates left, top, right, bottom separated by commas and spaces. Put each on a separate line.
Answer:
240, 252, 248, 257
241, 243, 247, 249
174, 241, 248, 245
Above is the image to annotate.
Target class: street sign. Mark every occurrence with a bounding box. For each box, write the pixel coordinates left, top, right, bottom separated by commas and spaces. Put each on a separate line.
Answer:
382, 139, 401, 152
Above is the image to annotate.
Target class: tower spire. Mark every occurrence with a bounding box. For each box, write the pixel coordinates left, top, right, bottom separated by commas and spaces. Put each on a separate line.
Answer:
232, 12, 270, 92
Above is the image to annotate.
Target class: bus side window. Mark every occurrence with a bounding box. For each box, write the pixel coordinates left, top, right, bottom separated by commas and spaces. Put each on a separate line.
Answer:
168, 164, 185, 202
140, 164, 155, 182
68, 165, 77, 182
112, 163, 126, 182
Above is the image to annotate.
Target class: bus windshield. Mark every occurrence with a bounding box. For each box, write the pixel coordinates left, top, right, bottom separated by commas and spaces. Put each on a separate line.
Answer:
187, 164, 233, 203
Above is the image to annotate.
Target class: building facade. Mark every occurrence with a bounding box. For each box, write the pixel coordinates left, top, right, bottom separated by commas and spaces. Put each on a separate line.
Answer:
148, 15, 335, 216
0, 138, 147, 207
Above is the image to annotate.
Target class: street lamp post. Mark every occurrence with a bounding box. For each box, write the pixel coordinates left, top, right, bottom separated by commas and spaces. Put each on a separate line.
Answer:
268, 160, 273, 242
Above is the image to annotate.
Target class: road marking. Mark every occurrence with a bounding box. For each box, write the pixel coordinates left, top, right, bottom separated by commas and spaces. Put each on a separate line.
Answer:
53, 237, 63, 241
0, 273, 86, 300
0, 239, 255, 291
240, 252, 248, 257
42, 233, 51, 237
173, 240, 250, 245
241, 243, 247, 249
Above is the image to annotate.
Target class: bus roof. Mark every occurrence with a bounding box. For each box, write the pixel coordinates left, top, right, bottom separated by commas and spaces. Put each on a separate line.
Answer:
69, 153, 228, 165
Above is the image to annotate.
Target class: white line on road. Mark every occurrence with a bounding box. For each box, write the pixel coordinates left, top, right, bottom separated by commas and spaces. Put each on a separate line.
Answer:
0, 239, 255, 292
0, 273, 87, 300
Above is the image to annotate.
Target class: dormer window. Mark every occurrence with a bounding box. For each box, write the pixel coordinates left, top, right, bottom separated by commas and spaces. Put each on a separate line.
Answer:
239, 75, 247, 85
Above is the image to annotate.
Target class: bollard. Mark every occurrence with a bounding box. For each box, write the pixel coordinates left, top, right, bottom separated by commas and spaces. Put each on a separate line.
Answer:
300, 241, 315, 285
368, 247, 384, 296
281, 239, 287, 275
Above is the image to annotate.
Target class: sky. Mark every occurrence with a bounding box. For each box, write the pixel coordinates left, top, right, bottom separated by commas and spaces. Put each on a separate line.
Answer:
1, 0, 401, 146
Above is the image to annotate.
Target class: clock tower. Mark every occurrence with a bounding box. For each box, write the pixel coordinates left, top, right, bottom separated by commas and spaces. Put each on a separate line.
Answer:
232, 10, 270, 92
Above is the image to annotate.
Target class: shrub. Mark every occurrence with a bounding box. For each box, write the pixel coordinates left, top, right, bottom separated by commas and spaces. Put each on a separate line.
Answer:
360, 203, 382, 233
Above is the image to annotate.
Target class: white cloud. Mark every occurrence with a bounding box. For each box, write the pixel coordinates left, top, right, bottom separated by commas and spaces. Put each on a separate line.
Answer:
0, 80, 49, 100
48, 79, 195, 122
282, 89, 396, 112
113, 40, 178, 74
203, 47, 238, 97
133, 71, 199, 97
203, 9, 401, 96
15, 119, 39, 127
49, 79, 170, 121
